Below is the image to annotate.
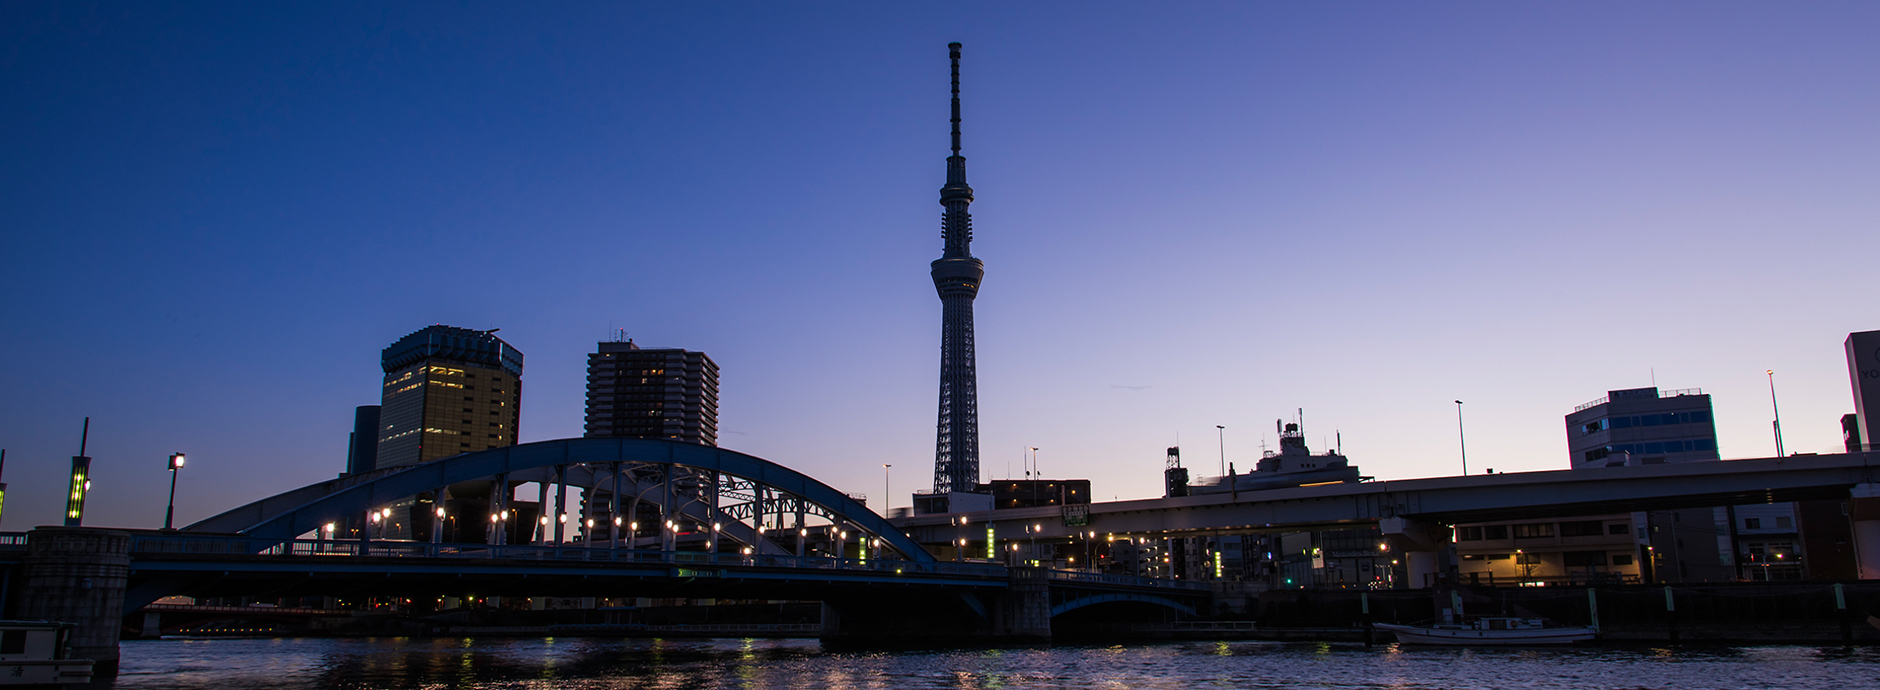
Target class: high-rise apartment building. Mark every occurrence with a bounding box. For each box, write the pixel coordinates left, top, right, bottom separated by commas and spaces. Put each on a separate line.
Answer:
376, 326, 524, 468
584, 339, 719, 446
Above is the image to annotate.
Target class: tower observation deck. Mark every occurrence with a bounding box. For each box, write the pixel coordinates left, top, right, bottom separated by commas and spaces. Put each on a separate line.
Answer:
931, 42, 984, 494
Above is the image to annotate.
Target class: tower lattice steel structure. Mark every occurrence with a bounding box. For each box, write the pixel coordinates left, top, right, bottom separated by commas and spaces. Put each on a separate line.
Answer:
931, 42, 984, 494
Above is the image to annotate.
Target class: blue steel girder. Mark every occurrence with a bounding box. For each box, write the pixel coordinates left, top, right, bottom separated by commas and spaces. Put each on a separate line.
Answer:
186, 438, 935, 563
1049, 592, 1197, 618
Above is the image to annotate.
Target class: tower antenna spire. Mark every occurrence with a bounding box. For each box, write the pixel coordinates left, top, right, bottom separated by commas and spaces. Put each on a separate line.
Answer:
949, 42, 963, 157
930, 42, 986, 495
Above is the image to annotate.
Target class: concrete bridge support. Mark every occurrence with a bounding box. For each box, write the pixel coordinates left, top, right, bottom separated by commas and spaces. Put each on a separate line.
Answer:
819, 568, 1055, 644
1381, 517, 1453, 589
1851, 484, 1880, 579
16, 527, 131, 673
994, 567, 1051, 642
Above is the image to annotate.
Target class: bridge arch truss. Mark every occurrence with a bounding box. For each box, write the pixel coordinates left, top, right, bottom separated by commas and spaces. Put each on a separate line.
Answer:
187, 438, 934, 563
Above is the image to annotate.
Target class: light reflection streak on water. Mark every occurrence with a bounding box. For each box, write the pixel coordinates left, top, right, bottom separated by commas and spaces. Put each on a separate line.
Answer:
108, 638, 1880, 689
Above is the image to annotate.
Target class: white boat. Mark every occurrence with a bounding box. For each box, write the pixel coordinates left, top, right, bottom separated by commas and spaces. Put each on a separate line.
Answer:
1375, 617, 1596, 646
0, 620, 94, 686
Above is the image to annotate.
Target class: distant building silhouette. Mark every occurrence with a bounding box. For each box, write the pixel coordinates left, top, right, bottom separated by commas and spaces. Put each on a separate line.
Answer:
345, 405, 380, 475
584, 339, 719, 446
376, 325, 523, 468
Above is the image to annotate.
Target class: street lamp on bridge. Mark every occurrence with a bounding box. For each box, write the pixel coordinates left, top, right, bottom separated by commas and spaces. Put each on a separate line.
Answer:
163, 452, 185, 530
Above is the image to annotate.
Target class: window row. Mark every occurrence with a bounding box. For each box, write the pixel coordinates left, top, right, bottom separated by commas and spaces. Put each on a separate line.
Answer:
1742, 516, 1794, 530
1582, 437, 1716, 463
1581, 410, 1712, 435
1457, 521, 1624, 541
1459, 552, 1635, 566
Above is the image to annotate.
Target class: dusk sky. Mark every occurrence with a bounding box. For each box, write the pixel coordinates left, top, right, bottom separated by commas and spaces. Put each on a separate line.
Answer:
4, 3, 1877, 530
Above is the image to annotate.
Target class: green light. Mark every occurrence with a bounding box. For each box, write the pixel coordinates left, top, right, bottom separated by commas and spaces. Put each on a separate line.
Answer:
985, 525, 995, 559
64, 457, 91, 527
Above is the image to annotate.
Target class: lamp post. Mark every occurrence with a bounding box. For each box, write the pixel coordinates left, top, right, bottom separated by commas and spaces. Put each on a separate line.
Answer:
882, 464, 892, 514
1215, 425, 1226, 477
1454, 400, 1468, 476
163, 452, 185, 530
1029, 448, 1040, 505
1767, 370, 1785, 457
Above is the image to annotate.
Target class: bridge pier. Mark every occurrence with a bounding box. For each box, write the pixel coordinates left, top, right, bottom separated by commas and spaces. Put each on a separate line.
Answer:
17, 527, 132, 674
1381, 517, 1453, 589
1852, 484, 1880, 579
995, 566, 1052, 642
820, 568, 1054, 644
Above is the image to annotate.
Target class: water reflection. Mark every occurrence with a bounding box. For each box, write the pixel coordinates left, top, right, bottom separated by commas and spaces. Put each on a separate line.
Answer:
112, 637, 1880, 689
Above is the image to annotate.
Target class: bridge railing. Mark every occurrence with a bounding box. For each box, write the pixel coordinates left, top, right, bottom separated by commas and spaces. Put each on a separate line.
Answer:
125, 533, 1010, 578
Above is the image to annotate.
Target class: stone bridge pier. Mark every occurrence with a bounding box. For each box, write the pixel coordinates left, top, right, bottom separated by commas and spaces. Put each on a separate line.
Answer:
994, 567, 1051, 641
15, 527, 132, 674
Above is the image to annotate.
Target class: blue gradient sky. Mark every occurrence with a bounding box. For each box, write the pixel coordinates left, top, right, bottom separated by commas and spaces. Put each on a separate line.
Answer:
4, 3, 1878, 529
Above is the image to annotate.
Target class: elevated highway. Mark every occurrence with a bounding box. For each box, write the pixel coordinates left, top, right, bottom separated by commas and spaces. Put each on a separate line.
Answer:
894, 451, 1880, 583
898, 452, 1880, 539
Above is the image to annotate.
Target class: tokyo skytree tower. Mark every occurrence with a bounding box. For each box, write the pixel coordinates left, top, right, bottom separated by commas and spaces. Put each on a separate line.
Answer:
931, 42, 984, 494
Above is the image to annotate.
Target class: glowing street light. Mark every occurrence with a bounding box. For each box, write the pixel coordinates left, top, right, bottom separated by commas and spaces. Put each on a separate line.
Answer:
163, 452, 186, 530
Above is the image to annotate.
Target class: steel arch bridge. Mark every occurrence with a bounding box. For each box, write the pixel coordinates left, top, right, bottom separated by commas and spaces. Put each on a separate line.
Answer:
186, 437, 934, 562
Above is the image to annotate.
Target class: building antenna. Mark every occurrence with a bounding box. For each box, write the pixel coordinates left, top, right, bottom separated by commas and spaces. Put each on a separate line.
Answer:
78, 416, 90, 456
1651, 367, 1656, 388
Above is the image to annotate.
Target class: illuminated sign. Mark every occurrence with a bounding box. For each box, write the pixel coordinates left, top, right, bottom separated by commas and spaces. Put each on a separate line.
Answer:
65, 456, 91, 526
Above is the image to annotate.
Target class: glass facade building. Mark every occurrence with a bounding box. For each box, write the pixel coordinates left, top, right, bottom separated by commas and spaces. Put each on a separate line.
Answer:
375, 325, 524, 469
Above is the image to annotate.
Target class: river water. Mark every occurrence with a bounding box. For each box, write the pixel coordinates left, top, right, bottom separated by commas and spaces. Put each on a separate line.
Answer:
112, 637, 1880, 689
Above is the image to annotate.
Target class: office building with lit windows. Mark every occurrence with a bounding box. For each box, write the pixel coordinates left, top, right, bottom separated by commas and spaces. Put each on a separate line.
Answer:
1565, 387, 1719, 468
1451, 387, 1735, 584
375, 325, 524, 469
584, 339, 719, 446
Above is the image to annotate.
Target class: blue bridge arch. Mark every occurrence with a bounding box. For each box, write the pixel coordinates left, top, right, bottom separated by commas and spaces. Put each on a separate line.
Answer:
1051, 592, 1198, 618
187, 437, 935, 562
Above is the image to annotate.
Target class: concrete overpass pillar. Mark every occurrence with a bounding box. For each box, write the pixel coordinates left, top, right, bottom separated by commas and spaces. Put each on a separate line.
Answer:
1405, 551, 1442, 590
17, 527, 131, 674
1381, 517, 1451, 589
1851, 484, 1880, 579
